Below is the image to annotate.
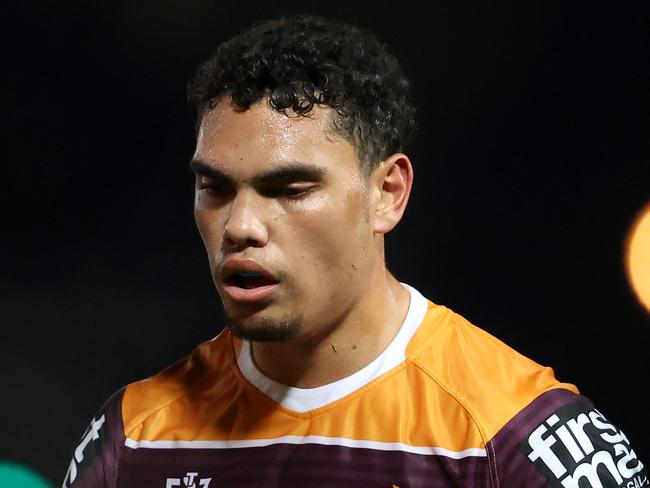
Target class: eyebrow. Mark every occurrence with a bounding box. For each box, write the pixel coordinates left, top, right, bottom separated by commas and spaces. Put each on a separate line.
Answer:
189, 159, 327, 185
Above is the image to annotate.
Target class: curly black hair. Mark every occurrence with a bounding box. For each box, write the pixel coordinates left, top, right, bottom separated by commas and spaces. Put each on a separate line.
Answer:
187, 15, 417, 175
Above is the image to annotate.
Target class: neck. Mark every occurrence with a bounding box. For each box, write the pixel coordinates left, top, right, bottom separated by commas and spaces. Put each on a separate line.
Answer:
250, 268, 411, 388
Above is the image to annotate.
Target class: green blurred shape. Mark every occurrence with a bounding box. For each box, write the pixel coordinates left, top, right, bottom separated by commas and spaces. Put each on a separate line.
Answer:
0, 461, 52, 488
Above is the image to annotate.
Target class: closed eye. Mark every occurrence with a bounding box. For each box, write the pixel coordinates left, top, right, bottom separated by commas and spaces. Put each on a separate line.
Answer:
196, 173, 235, 194
205, 185, 225, 193
262, 185, 317, 200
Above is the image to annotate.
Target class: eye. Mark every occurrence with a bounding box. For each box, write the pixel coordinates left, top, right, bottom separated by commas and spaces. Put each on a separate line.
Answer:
197, 178, 233, 197
283, 185, 315, 199
264, 185, 316, 200
202, 184, 226, 194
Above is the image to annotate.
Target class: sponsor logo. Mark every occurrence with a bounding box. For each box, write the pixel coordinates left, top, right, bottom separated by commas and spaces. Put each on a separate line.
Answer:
521, 403, 646, 488
166, 472, 212, 488
62, 414, 106, 488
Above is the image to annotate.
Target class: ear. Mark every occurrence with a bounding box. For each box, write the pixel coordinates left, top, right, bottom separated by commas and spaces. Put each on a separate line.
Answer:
370, 153, 414, 234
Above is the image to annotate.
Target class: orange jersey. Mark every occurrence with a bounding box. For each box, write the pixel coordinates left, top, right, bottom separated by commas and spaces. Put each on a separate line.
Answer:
63, 285, 646, 487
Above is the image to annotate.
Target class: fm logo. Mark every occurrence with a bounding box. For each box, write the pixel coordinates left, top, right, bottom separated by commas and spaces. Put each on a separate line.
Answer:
524, 404, 646, 488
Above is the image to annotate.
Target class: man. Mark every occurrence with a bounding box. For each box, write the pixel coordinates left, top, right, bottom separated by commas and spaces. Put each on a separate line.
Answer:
63, 15, 646, 488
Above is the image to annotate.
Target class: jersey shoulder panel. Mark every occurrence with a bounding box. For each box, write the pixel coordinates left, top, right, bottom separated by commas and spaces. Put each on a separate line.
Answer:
407, 303, 579, 442
121, 331, 238, 439
489, 388, 647, 488
62, 387, 125, 488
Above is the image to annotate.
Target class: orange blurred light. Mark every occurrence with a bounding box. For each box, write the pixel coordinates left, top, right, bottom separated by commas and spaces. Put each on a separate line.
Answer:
625, 201, 650, 314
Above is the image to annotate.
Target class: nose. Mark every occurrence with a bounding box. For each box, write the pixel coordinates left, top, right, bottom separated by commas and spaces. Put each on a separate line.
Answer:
223, 190, 269, 250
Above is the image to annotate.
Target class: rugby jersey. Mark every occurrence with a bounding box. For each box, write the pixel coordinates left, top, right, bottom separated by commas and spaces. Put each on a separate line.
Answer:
63, 284, 646, 487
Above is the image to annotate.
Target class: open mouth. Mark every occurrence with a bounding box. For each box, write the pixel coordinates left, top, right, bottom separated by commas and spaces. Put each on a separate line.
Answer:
226, 271, 278, 289
220, 261, 281, 303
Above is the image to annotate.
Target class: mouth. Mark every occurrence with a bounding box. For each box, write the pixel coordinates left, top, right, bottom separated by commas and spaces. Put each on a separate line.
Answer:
221, 265, 280, 303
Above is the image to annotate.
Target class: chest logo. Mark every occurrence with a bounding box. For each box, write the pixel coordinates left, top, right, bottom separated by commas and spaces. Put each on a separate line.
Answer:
166, 472, 212, 488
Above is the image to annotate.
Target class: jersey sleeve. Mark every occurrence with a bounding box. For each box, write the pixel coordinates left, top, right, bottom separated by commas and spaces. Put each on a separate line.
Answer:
487, 388, 647, 487
62, 387, 125, 488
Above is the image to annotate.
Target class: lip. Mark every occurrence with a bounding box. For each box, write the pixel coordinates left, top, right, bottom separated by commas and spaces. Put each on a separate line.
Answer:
219, 258, 280, 304
224, 283, 279, 303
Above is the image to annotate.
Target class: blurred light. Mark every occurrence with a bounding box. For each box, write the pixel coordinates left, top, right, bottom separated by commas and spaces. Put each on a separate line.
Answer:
0, 461, 52, 488
625, 201, 650, 314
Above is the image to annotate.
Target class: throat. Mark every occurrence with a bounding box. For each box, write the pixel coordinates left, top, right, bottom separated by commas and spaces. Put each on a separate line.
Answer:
250, 327, 388, 389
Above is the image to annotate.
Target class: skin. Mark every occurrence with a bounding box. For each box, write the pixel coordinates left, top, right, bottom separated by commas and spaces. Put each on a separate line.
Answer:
192, 97, 414, 388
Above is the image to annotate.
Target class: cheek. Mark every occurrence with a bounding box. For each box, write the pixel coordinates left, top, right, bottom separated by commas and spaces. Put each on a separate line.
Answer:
284, 188, 369, 271
194, 206, 224, 258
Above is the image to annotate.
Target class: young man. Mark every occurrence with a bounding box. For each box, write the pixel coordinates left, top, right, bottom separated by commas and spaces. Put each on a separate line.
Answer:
63, 15, 646, 488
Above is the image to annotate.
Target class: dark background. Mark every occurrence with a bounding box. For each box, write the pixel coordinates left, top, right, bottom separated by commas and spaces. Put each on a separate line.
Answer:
1, 1, 648, 484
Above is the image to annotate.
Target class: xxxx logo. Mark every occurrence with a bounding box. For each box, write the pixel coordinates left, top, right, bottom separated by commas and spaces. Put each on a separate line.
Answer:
63, 414, 106, 487
166, 472, 212, 488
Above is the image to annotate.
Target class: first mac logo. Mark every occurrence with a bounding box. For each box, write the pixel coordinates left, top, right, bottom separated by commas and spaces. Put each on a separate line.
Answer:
521, 402, 646, 488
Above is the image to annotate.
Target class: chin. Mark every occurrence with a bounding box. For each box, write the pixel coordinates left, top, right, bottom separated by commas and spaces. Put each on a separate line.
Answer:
225, 313, 304, 342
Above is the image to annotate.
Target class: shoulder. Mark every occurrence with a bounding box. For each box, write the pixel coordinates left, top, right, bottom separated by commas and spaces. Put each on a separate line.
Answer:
63, 332, 238, 487
406, 302, 579, 441
121, 330, 238, 438
63, 387, 126, 487
404, 296, 647, 487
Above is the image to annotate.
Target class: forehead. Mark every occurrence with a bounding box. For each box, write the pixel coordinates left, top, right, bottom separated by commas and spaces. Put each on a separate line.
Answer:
193, 99, 359, 176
